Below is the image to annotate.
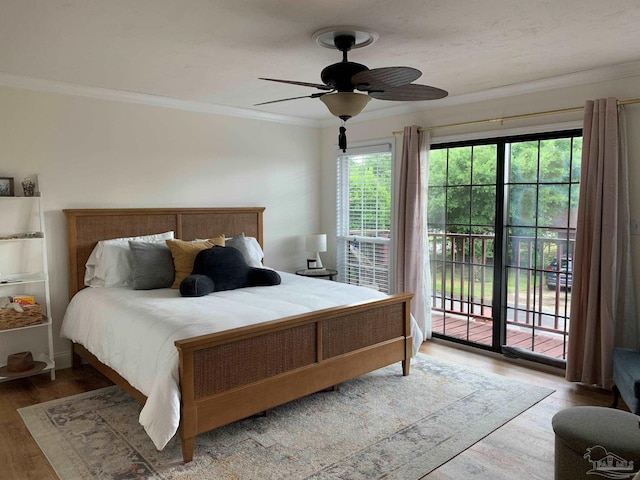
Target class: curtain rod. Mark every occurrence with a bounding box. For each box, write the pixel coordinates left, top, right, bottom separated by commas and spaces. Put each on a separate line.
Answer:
392, 98, 640, 135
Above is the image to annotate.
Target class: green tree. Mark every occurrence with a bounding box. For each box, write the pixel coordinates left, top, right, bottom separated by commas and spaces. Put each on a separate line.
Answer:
428, 144, 497, 235
428, 137, 582, 235
348, 153, 392, 235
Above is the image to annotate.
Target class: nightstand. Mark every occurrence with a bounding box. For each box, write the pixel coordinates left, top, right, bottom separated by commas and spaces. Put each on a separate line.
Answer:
295, 268, 338, 281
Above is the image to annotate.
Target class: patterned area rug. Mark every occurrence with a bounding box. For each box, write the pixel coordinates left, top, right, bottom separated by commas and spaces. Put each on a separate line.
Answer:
19, 354, 553, 479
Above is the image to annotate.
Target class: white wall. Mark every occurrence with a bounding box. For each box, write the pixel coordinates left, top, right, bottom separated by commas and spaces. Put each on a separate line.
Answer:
319, 74, 640, 331
0, 86, 321, 367
3, 73, 640, 370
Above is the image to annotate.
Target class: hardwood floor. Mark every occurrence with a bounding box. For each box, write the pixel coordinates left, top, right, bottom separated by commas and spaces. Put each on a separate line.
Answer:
419, 340, 622, 479
0, 365, 113, 480
0, 340, 624, 480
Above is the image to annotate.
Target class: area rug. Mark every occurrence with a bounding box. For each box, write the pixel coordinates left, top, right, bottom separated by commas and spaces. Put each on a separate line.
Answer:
19, 354, 553, 480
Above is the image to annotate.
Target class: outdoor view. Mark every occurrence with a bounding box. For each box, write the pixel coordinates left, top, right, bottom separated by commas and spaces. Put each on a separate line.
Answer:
428, 132, 582, 360
337, 131, 581, 363
336, 147, 392, 293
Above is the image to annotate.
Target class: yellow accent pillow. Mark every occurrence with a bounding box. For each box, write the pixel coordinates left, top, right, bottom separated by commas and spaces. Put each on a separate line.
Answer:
166, 236, 225, 288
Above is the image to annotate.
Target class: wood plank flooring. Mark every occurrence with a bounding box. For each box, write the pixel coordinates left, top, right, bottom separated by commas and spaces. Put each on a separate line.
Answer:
419, 340, 620, 479
432, 314, 569, 359
0, 365, 113, 480
0, 341, 623, 480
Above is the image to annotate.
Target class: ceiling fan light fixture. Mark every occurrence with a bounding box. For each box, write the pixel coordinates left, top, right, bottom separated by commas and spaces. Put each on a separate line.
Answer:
320, 92, 372, 120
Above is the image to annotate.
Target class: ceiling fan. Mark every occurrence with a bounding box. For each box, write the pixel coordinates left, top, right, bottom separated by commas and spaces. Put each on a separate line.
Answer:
256, 27, 448, 151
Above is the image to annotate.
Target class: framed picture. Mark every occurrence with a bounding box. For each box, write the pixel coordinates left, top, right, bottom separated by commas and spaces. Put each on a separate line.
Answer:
307, 259, 319, 269
0, 177, 14, 197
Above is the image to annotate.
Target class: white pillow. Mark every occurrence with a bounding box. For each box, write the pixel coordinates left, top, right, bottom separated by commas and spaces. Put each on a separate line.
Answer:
85, 231, 175, 287
225, 233, 264, 268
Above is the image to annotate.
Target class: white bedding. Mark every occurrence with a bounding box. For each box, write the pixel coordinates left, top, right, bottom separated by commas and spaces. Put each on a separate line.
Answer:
61, 271, 423, 450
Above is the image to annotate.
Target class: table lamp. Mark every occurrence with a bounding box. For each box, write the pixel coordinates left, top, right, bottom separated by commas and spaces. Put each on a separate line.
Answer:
306, 234, 327, 269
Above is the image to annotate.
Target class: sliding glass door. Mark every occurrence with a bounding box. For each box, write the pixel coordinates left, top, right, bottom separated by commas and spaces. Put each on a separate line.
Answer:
428, 143, 498, 348
428, 130, 582, 362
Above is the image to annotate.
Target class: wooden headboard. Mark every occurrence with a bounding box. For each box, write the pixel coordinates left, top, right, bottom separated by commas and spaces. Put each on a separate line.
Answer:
64, 207, 265, 299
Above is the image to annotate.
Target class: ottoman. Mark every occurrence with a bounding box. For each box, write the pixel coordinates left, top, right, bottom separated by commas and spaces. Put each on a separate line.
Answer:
552, 406, 640, 480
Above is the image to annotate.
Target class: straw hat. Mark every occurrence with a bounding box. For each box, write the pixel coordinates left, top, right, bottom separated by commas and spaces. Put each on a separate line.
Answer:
0, 351, 46, 377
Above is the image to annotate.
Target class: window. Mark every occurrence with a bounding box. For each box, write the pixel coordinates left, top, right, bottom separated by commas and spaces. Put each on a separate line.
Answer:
336, 142, 393, 293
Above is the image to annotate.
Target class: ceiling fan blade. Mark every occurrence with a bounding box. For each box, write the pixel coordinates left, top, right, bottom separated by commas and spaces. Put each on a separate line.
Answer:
352, 67, 422, 90
254, 92, 328, 106
259, 78, 332, 91
368, 83, 448, 101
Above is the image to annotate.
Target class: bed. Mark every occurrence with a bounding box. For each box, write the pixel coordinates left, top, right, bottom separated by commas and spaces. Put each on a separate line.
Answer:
62, 207, 418, 463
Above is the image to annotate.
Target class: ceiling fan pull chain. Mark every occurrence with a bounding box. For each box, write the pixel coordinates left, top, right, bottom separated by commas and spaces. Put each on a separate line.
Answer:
339, 122, 347, 152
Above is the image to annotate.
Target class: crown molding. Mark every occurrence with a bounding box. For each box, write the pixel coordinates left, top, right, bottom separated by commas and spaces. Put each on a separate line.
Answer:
0, 72, 322, 128
2, 59, 640, 130
436, 59, 640, 108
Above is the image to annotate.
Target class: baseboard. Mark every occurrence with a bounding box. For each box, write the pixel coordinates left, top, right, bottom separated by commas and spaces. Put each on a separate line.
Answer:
54, 350, 73, 370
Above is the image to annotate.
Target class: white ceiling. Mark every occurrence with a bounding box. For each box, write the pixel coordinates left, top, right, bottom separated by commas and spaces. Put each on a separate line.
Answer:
1, 0, 640, 123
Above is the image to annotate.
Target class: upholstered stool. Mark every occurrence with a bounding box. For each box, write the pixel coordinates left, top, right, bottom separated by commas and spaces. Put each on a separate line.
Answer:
613, 347, 640, 414
552, 406, 640, 480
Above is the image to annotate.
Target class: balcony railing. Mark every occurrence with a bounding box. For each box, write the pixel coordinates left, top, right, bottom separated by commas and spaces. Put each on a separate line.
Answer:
339, 229, 573, 360
428, 231, 574, 359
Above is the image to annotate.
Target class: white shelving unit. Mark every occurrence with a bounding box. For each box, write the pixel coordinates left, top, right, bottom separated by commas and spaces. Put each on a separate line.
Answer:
0, 188, 55, 381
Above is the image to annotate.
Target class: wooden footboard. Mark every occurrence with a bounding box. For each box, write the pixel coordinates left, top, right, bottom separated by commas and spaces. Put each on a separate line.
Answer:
175, 292, 413, 462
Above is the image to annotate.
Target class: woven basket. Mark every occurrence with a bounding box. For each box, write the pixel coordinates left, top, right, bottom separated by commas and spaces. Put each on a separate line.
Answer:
0, 304, 43, 330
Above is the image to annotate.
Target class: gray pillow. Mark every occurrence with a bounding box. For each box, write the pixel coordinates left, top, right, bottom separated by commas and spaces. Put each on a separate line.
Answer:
225, 232, 262, 267
129, 241, 175, 290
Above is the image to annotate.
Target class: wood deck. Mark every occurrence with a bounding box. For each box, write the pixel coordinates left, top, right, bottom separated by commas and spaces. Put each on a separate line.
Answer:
432, 313, 568, 360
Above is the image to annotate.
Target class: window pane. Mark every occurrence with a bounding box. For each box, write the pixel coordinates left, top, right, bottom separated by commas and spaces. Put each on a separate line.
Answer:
446, 186, 470, 228
447, 146, 472, 185
537, 184, 570, 228
506, 227, 538, 268
429, 149, 447, 186
471, 186, 496, 228
347, 153, 391, 236
571, 137, 582, 182
569, 184, 579, 229
509, 141, 538, 183
428, 186, 446, 227
472, 144, 497, 185
539, 138, 571, 183
508, 184, 537, 226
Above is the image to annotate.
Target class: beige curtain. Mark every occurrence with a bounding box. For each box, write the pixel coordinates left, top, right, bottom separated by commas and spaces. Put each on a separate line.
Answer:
395, 125, 431, 338
566, 98, 638, 388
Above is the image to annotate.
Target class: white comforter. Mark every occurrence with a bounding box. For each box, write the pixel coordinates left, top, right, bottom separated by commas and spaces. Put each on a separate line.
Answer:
61, 272, 423, 450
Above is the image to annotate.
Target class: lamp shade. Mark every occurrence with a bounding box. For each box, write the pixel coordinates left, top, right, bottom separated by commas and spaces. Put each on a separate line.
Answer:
320, 92, 371, 120
306, 234, 327, 253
